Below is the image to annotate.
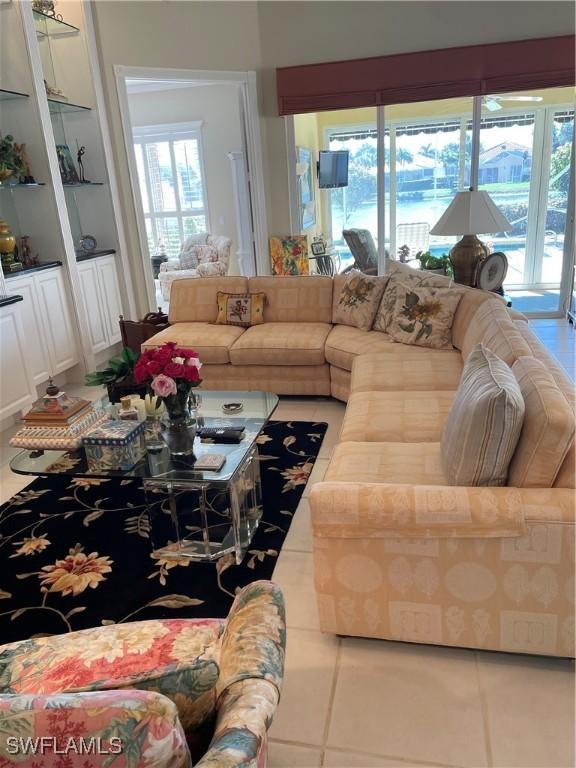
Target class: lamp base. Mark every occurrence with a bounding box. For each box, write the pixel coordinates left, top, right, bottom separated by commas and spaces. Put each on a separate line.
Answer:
449, 235, 489, 286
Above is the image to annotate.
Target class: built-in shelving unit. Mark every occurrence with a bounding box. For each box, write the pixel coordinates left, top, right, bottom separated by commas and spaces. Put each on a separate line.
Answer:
0, 0, 135, 423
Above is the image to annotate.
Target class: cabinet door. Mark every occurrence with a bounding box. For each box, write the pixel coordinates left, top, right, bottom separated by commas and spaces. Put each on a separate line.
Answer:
35, 269, 79, 374
0, 304, 35, 420
6, 276, 51, 385
97, 256, 123, 346
77, 261, 109, 354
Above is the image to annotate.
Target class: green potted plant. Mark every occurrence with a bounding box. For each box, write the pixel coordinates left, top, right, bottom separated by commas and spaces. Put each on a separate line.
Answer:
85, 347, 147, 403
416, 251, 452, 276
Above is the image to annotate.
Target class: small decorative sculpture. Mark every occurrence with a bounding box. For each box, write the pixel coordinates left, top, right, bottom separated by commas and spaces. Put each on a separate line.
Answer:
76, 143, 89, 183
44, 79, 67, 102
19, 236, 34, 267
14, 143, 35, 184
32, 0, 64, 21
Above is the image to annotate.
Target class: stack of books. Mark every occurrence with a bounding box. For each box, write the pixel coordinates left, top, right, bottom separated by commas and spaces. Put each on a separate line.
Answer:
10, 387, 108, 452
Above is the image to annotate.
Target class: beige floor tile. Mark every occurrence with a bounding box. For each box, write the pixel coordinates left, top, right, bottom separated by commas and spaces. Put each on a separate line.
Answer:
269, 628, 339, 746
303, 458, 329, 498
267, 741, 322, 767
0, 422, 21, 446
315, 418, 343, 460
323, 750, 445, 767
0, 474, 34, 505
327, 639, 487, 766
0, 443, 21, 468
283, 498, 312, 553
273, 550, 318, 630
477, 652, 575, 768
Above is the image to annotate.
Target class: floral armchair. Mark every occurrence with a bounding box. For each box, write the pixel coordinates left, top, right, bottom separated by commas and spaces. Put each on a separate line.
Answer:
0, 580, 285, 767
158, 234, 232, 301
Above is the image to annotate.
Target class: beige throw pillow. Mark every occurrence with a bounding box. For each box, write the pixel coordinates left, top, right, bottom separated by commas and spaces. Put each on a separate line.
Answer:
373, 263, 451, 332
441, 344, 525, 486
508, 356, 575, 487
333, 271, 388, 331
388, 283, 463, 349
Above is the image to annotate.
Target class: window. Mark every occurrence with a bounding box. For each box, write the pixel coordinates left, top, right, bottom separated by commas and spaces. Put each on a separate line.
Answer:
133, 123, 209, 259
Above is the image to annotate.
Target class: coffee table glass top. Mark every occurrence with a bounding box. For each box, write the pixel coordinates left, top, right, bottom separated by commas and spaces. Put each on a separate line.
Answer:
10, 390, 278, 484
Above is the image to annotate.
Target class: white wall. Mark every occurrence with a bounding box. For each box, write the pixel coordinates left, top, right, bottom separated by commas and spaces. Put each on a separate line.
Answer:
127, 83, 244, 274
90, 0, 574, 314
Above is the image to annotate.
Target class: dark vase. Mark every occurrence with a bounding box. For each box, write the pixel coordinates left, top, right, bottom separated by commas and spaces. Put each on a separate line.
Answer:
160, 384, 198, 457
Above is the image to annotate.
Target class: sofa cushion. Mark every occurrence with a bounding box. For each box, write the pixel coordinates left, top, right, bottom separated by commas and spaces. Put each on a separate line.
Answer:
325, 325, 395, 370
332, 271, 388, 331
387, 282, 463, 349
351, 350, 463, 393
229, 322, 331, 366
441, 344, 525, 486
508, 357, 575, 488
373, 264, 450, 332
249, 276, 333, 323
169, 277, 249, 323
341, 390, 455, 442
0, 618, 224, 733
325, 441, 446, 485
459, 299, 531, 364
216, 292, 265, 327
142, 323, 245, 364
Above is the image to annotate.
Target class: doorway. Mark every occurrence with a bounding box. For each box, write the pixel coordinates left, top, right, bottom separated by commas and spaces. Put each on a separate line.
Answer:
115, 66, 268, 310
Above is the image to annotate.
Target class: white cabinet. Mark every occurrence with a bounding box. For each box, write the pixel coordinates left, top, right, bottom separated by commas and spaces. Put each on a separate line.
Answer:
77, 260, 109, 354
0, 301, 35, 421
5, 274, 51, 385
77, 255, 123, 353
8, 267, 78, 382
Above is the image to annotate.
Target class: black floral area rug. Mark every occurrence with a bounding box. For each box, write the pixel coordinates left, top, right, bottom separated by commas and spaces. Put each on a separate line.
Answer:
0, 421, 326, 643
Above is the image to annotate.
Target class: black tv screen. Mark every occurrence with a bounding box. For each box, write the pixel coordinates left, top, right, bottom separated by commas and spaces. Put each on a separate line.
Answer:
318, 150, 349, 188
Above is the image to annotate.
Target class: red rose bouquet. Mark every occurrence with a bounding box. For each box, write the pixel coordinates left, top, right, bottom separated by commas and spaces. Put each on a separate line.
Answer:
134, 342, 202, 424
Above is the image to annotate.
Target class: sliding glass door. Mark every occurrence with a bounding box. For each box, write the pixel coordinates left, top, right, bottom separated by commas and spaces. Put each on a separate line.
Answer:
294, 87, 574, 315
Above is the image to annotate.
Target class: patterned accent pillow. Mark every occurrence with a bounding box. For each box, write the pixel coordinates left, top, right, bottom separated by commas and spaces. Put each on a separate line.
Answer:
373, 263, 450, 332
441, 344, 525, 486
388, 283, 463, 349
332, 270, 389, 331
216, 292, 265, 327
179, 245, 219, 270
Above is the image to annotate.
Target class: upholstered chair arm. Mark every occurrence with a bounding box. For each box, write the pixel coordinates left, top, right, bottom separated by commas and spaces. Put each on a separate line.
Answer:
0, 689, 191, 767
159, 260, 180, 273
196, 261, 227, 277
311, 483, 575, 540
195, 678, 278, 767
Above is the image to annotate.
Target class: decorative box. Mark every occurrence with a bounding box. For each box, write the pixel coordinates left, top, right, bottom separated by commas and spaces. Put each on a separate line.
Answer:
82, 420, 146, 471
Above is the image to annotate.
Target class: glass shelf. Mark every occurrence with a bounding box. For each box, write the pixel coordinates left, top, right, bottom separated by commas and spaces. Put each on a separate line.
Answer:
0, 88, 29, 102
63, 182, 104, 188
0, 182, 46, 189
33, 10, 80, 39
48, 98, 91, 115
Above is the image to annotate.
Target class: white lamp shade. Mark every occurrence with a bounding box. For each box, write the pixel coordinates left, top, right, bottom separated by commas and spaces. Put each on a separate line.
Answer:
430, 190, 512, 236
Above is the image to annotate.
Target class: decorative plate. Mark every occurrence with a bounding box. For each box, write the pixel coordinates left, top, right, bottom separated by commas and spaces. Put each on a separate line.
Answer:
477, 251, 508, 291
80, 234, 97, 252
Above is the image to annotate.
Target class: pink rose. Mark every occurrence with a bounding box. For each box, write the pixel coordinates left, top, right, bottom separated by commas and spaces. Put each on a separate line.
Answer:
186, 357, 202, 370
151, 374, 177, 397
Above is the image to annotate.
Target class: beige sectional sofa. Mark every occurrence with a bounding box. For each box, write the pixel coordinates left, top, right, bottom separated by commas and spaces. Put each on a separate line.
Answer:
144, 271, 575, 657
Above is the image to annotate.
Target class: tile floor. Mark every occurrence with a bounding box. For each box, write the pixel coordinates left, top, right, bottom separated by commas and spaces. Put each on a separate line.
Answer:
0, 320, 574, 768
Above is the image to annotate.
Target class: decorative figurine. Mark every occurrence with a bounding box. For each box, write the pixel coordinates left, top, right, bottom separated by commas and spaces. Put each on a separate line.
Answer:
19, 236, 34, 268
14, 143, 35, 184
44, 79, 68, 102
33, 1, 64, 21
0, 220, 23, 273
76, 143, 89, 183
56, 144, 79, 185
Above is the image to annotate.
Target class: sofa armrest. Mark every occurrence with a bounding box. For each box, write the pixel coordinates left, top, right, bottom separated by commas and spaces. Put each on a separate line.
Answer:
195, 678, 277, 767
196, 261, 227, 278
0, 689, 191, 767
311, 483, 575, 540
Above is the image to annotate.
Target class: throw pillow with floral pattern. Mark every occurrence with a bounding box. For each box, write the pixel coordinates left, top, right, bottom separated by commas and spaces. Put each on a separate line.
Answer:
332, 270, 389, 331
373, 263, 451, 332
388, 282, 463, 349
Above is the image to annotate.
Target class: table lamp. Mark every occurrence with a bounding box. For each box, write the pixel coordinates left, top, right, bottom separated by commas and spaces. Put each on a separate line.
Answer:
430, 189, 512, 286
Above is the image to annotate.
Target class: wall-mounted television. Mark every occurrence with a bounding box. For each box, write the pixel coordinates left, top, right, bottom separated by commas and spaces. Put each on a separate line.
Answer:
318, 150, 349, 188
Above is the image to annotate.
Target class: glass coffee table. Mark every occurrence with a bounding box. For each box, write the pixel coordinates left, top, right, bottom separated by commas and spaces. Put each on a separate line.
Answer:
10, 390, 278, 564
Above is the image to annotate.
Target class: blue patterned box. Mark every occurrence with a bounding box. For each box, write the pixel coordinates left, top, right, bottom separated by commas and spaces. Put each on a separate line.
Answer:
82, 420, 146, 471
